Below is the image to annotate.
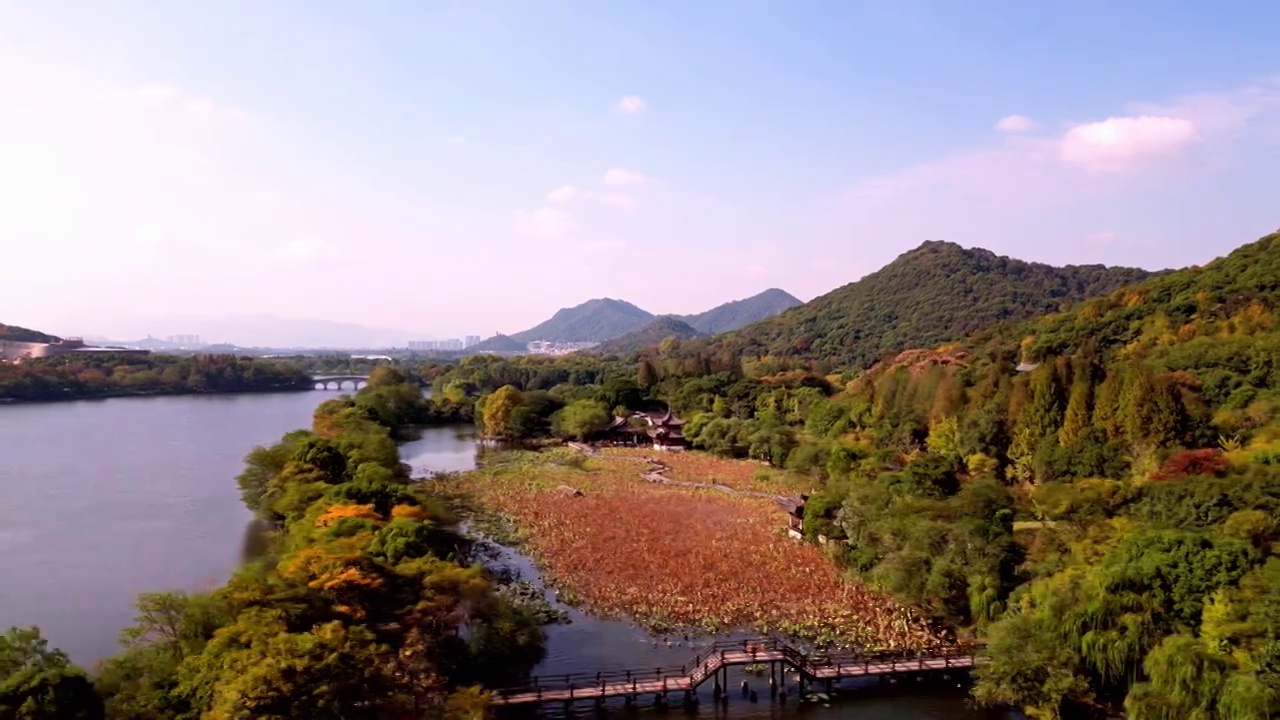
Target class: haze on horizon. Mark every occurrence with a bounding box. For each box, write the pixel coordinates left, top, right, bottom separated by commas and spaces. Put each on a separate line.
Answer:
2, 2, 1279, 344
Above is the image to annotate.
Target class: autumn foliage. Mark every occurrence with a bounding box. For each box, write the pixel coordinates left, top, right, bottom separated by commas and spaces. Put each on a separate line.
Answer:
315, 503, 383, 527
1149, 449, 1232, 482
391, 504, 429, 521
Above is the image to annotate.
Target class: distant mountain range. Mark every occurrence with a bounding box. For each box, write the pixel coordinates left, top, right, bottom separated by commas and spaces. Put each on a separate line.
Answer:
507, 289, 802, 344
701, 241, 1159, 368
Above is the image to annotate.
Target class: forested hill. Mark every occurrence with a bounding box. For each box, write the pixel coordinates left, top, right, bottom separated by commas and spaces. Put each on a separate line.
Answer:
0, 323, 60, 343
701, 241, 1156, 369
593, 316, 705, 354
510, 298, 653, 343
1019, 230, 1280, 368
677, 288, 801, 334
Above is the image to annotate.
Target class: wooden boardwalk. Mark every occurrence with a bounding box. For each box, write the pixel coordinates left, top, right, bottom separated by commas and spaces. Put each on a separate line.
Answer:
490, 638, 980, 706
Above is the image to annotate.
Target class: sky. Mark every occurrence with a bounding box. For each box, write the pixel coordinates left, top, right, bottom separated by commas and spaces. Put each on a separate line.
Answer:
2, 1, 1279, 343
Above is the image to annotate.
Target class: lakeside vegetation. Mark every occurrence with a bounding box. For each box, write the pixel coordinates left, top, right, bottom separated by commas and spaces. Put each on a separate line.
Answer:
2, 367, 545, 718
0, 354, 314, 402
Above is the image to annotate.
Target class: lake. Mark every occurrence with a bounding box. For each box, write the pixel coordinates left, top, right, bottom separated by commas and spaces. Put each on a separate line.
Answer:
0, 390, 1012, 718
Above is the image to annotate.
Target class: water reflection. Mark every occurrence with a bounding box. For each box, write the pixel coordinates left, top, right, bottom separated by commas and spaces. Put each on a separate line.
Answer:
399, 425, 479, 477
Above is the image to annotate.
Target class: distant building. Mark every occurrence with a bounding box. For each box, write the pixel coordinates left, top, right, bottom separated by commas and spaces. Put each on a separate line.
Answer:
464, 335, 481, 348
525, 339, 599, 356
166, 334, 202, 346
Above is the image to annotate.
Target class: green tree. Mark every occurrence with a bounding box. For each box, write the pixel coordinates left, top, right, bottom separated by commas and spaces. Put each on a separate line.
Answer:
365, 365, 408, 388
0, 627, 103, 720
925, 416, 963, 465
551, 400, 611, 441
636, 359, 659, 388
1058, 372, 1093, 447
481, 385, 524, 439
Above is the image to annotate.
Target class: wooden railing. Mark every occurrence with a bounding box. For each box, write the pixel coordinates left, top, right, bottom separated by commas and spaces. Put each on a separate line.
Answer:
490, 637, 980, 704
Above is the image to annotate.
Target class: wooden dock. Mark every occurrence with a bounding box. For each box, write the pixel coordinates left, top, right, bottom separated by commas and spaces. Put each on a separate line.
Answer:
490, 638, 980, 706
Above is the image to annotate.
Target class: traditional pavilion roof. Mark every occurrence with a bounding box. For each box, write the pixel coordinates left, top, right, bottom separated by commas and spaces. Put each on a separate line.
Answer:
647, 426, 684, 440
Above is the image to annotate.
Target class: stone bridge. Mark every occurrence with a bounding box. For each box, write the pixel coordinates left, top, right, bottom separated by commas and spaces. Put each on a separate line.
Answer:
311, 375, 369, 391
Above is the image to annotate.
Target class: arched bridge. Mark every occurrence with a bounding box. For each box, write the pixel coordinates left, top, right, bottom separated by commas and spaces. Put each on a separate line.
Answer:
311, 375, 369, 391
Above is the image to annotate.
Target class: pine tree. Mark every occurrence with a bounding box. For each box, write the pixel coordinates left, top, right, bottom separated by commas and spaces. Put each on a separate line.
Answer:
636, 358, 659, 387
1023, 366, 1064, 440
1120, 367, 1160, 445
1058, 372, 1094, 447
1092, 370, 1124, 441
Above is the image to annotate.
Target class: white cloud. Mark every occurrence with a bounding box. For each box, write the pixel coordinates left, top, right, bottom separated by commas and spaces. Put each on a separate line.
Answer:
603, 168, 653, 186
515, 207, 576, 239
600, 193, 636, 208
614, 95, 646, 114
995, 114, 1037, 133
547, 185, 585, 203
1060, 115, 1198, 171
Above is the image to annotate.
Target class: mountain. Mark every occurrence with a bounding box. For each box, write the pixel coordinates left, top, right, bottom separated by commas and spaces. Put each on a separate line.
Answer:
510, 299, 654, 344
469, 334, 528, 353
0, 324, 60, 343
707, 241, 1157, 368
593, 316, 706, 355
678, 288, 802, 335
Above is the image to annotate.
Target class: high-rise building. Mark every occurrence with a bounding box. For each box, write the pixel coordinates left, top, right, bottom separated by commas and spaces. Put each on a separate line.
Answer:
166, 334, 201, 346
464, 335, 481, 348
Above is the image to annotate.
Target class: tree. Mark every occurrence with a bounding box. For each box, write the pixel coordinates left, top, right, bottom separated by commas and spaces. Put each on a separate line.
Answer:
1058, 372, 1093, 447
291, 437, 348, 483
366, 365, 408, 388
636, 359, 659, 388
481, 385, 524, 439
925, 416, 963, 465
0, 627, 103, 719
180, 612, 397, 719
551, 400, 611, 441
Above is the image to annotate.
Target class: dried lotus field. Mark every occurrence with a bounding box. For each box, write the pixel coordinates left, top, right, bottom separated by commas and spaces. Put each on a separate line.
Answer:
440, 448, 943, 650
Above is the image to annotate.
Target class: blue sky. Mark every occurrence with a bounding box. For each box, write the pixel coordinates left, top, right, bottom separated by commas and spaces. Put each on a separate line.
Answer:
2, 1, 1278, 341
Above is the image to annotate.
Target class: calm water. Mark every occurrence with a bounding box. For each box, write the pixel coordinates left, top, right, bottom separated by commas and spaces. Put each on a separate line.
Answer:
0, 391, 1009, 717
